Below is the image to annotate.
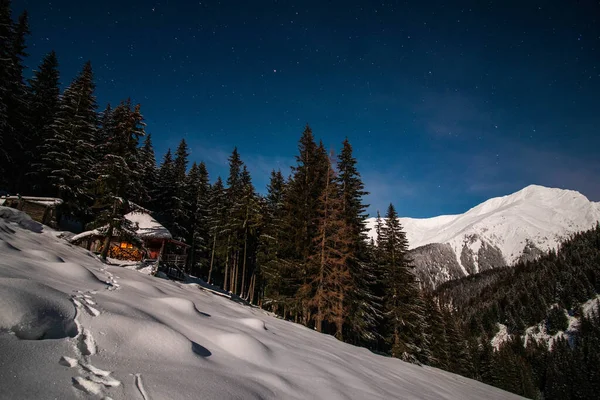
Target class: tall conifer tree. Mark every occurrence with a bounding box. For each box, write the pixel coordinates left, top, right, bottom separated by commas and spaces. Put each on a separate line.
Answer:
379, 203, 428, 363
27, 50, 60, 195
41, 61, 98, 221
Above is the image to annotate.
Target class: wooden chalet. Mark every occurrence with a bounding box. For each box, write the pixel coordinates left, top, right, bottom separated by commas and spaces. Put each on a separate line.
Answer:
70, 211, 189, 273
0, 195, 62, 228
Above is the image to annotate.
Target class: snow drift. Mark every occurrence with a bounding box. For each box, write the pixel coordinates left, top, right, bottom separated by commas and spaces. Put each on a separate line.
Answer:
0, 207, 522, 399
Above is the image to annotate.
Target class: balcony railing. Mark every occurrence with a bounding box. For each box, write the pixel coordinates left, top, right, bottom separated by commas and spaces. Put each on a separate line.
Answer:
161, 254, 187, 267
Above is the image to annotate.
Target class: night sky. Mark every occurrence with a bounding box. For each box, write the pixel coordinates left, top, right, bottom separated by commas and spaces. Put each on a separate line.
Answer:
15, 0, 600, 217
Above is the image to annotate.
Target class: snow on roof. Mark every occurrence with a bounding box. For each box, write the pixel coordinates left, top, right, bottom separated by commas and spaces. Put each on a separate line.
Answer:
0, 196, 63, 206
70, 212, 172, 243
70, 229, 101, 242
124, 211, 172, 239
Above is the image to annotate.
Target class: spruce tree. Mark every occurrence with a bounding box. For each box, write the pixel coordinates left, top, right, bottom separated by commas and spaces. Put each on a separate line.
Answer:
138, 134, 157, 208
170, 139, 190, 241
284, 125, 329, 324
155, 149, 177, 231
444, 309, 475, 377
185, 161, 210, 275
423, 294, 450, 369
259, 170, 290, 312
224, 147, 245, 293
0, 0, 12, 178
194, 161, 211, 274
237, 165, 261, 299
336, 138, 379, 345
41, 61, 98, 221
206, 176, 226, 285
1, 8, 30, 192
87, 99, 145, 258
379, 203, 428, 363
27, 51, 60, 195
308, 156, 353, 339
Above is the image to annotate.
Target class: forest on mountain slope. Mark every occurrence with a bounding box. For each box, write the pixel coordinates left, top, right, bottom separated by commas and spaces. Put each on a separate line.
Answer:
436, 225, 600, 399
1, 2, 599, 399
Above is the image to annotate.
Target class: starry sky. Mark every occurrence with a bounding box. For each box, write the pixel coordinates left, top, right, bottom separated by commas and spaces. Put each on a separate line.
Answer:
15, 0, 600, 217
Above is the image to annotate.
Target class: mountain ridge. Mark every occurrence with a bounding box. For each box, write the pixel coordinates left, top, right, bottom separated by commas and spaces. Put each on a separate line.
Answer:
367, 185, 600, 288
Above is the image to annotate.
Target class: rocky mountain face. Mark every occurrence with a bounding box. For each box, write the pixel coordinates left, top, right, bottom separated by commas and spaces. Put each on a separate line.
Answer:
367, 185, 600, 289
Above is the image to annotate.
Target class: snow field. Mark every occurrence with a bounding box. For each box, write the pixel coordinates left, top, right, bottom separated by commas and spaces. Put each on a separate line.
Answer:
0, 208, 523, 399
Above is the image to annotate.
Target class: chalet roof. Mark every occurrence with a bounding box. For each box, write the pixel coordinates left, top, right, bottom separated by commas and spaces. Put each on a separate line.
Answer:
124, 211, 172, 239
0, 196, 63, 207
70, 211, 173, 242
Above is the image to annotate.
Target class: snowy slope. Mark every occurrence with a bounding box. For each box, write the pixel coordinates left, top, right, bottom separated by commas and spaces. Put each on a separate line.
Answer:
367, 185, 600, 287
0, 208, 523, 400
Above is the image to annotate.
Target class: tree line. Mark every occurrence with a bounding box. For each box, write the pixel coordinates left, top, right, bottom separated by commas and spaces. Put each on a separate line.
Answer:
2, 3, 599, 399
0, 0, 437, 363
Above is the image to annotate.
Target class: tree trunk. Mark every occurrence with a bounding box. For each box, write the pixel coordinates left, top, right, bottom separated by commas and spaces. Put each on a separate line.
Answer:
241, 228, 248, 298
316, 163, 330, 332
248, 272, 255, 303
233, 250, 239, 295
336, 293, 344, 341
207, 231, 217, 284
100, 198, 118, 261
223, 235, 231, 292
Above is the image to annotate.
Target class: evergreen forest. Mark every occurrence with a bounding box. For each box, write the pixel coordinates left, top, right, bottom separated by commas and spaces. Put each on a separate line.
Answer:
1, 3, 598, 398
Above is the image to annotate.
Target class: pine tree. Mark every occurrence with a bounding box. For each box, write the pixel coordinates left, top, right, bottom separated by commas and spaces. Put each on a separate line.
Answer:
206, 176, 226, 285
379, 203, 428, 363
169, 139, 190, 241
194, 162, 211, 273
259, 170, 289, 312
423, 294, 450, 369
155, 149, 177, 231
336, 138, 379, 345
444, 309, 475, 377
308, 155, 353, 339
41, 61, 98, 222
27, 50, 60, 195
283, 125, 329, 324
186, 161, 210, 276
87, 99, 145, 258
0, 0, 13, 179
544, 337, 571, 399
1, 8, 30, 192
478, 336, 497, 386
120, 101, 146, 204
223, 147, 245, 293
138, 134, 157, 208
236, 166, 261, 299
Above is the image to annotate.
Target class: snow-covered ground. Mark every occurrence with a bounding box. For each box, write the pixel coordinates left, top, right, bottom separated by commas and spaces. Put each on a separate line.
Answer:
367, 185, 600, 272
0, 207, 523, 400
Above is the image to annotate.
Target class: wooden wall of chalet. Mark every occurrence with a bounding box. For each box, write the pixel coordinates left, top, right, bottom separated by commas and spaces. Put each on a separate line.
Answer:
3, 198, 58, 228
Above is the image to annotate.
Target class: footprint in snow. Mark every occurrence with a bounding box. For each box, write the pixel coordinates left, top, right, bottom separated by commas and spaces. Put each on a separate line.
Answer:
59, 356, 78, 368
72, 376, 103, 395
72, 293, 100, 317
78, 329, 96, 356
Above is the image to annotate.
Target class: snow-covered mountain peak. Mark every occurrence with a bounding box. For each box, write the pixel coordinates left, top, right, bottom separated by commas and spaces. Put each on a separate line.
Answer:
367, 185, 600, 288
465, 184, 591, 218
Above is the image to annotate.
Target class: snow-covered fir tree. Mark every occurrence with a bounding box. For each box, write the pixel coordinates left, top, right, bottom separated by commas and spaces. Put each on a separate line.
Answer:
27, 51, 60, 195
379, 203, 428, 364
170, 138, 190, 242
41, 61, 98, 221
138, 133, 157, 209
336, 138, 381, 346
206, 176, 226, 285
